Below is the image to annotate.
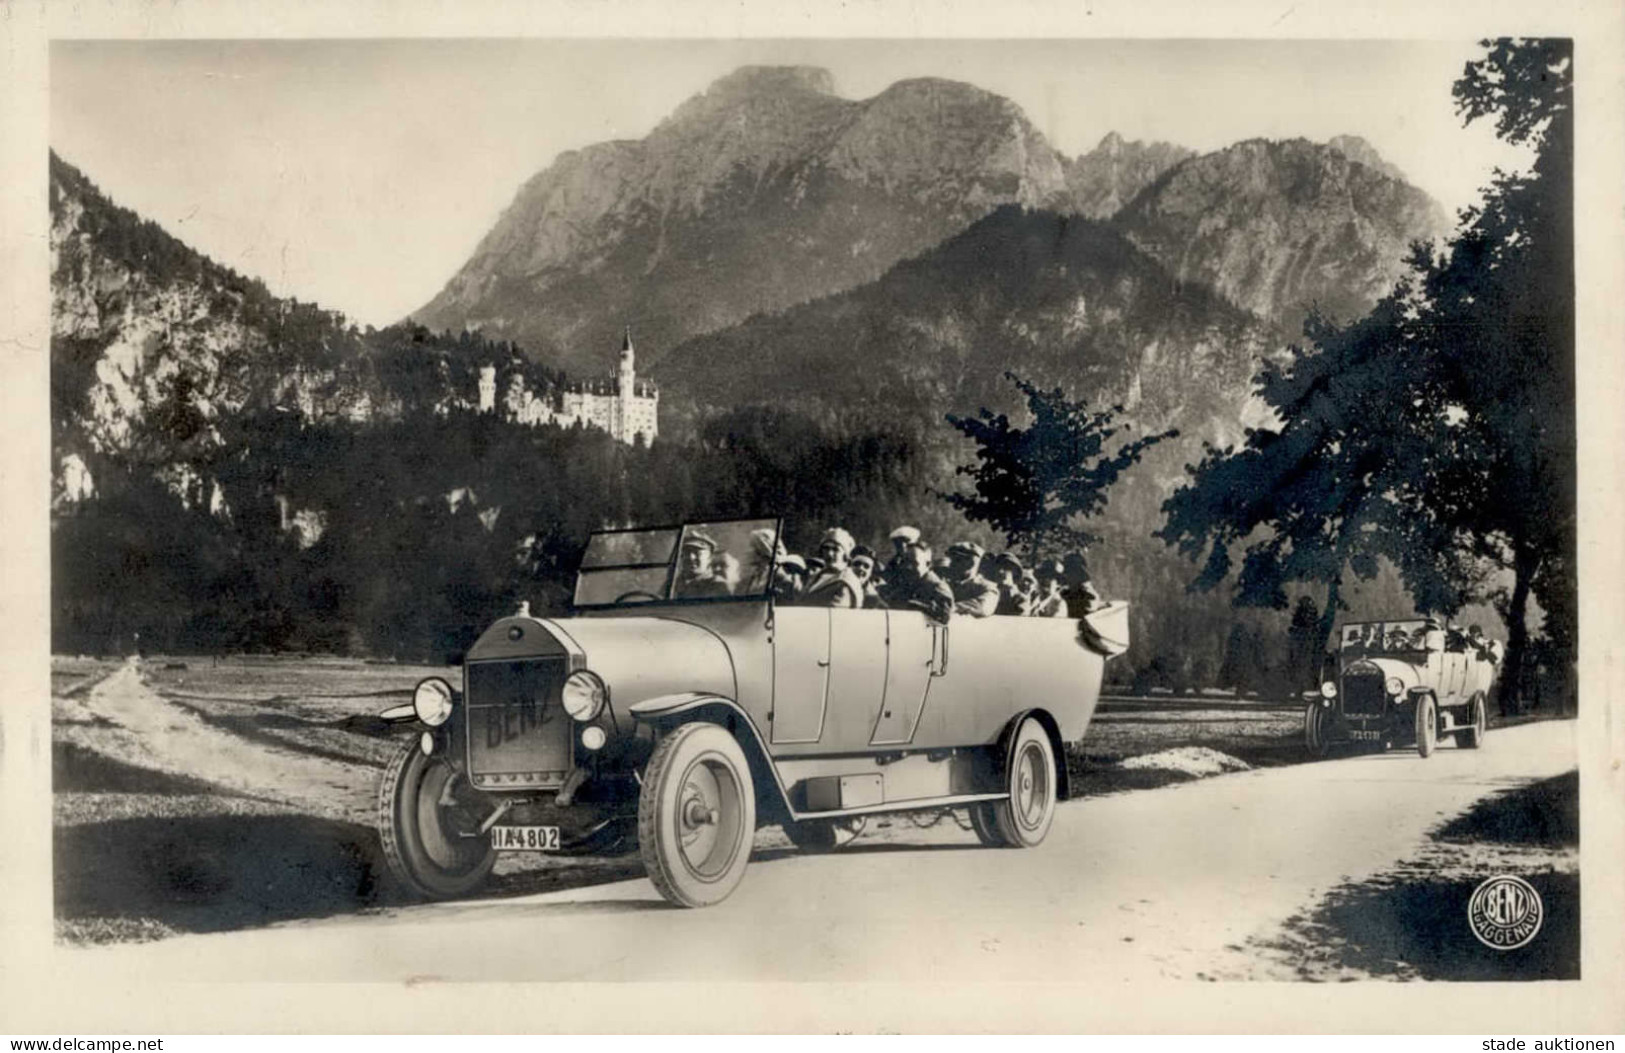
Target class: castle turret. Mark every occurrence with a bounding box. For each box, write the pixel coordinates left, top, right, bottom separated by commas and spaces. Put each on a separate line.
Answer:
477, 364, 496, 413
618, 327, 636, 393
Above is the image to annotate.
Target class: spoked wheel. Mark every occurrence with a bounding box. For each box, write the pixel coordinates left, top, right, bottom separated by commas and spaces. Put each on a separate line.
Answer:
785, 816, 867, 852
1458, 693, 1488, 750
988, 717, 1058, 848
1303, 702, 1333, 758
378, 738, 496, 899
638, 723, 756, 908
1415, 695, 1438, 758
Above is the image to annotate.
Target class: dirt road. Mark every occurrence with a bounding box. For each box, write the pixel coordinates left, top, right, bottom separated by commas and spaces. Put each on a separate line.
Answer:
65, 718, 1576, 983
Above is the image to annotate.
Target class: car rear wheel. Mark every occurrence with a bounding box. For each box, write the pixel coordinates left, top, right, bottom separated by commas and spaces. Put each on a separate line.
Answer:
989, 717, 1057, 848
967, 802, 1005, 846
378, 737, 496, 899
1303, 702, 1333, 758
784, 816, 866, 852
1415, 695, 1438, 758
638, 722, 756, 908
1458, 693, 1488, 749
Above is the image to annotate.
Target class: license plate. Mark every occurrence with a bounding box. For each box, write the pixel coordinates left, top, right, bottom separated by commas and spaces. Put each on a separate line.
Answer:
1350, 730, 1381, 741
490, 825, 560, 851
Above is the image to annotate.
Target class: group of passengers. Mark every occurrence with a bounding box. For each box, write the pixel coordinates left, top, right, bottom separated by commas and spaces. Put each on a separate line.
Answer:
674, 524, 1103, 622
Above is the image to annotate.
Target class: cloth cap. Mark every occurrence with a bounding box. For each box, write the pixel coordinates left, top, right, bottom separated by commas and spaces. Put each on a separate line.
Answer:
681, 530, 718, 552
888, 525, 921, 544
750, 527, 783, 559
780, 554, 807, 572
946, 541, 985, 560
1037, 559, 1065, 578
819, 527, 856, 558
994, 552, 1024, 574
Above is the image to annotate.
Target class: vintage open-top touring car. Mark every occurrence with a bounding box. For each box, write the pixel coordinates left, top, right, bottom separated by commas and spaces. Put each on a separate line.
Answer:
1304, 618, 1501, 758
376, 516, 1128, 907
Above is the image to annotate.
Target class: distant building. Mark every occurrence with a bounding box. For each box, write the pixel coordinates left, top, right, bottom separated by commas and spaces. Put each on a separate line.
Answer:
478, 327, 658, 446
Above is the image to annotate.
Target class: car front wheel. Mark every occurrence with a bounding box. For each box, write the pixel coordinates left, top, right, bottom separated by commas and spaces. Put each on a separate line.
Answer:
988, 717, 1058, 848
1303, 702, 1333, 758
1415, 695, 1438, 758
638, 722, 756, 907
378, 737, 496, 899
1458, 693, 1488, 749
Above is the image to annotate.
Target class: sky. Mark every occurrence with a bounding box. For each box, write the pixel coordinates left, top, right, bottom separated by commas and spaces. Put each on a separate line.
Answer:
50, 38, 1531, 329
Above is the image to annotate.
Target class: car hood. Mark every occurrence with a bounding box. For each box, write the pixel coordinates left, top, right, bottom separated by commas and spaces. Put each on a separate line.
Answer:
466, 613, 736, 707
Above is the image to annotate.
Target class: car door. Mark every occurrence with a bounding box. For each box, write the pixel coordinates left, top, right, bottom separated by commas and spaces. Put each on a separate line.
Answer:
870, 610, 941, 745
770, 606, 830, 744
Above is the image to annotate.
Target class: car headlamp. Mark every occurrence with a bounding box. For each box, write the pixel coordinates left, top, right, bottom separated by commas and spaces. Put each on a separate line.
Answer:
1319, 680, 1338, 700
1385, 676, 1405, 697
580, 725, 608, 751
412, 677, 455, 727
561, 670, 607, 722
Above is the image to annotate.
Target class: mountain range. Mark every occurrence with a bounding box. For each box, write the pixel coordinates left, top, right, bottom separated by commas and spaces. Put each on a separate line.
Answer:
48, 62, 1460, 675
414, 66, 1447, 379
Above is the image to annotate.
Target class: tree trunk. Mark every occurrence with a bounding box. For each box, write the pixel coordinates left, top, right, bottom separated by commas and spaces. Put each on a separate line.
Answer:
1501, 547, 1538, 716
1312, 578, 1343, 686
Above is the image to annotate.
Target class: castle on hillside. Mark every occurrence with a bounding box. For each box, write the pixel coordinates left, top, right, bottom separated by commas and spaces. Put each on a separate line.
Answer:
478, 327, 659, 445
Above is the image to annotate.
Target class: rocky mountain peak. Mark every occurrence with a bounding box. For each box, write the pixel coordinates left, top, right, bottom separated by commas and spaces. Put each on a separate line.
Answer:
1115, 136, 1451, 333
1064, 132, 1195, 219
704, 64, 837, 100
1325, 134, 1410, 183
414, 67, 1076, 370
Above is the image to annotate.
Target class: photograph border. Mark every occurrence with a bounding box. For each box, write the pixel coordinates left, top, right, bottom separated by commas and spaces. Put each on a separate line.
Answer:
3, 0, 1621, 1034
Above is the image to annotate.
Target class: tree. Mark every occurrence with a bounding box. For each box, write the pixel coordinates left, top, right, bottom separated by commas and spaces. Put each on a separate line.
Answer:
943, 372, 1174, 559
1158, 39, 1573, 711
1413, 38, 1574, 712
1157, 288, 1460, 663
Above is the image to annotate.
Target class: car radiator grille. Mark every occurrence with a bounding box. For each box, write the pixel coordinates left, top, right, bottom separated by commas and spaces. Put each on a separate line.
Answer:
464, 657, 572, 790
1340, 670, 1386, 717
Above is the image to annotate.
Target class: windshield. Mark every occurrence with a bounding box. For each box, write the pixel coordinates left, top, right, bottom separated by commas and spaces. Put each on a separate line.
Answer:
1340, 619, 1433, 656
573, 518, 781, 607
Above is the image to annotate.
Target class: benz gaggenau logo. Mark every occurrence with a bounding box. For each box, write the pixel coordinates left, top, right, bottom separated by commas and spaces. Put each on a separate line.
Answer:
1468, 874, 1544, 950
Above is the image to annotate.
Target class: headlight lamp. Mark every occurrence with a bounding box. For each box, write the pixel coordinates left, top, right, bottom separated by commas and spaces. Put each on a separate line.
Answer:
1385, 676, 1405, 697
1319, 680, 1338, 700
561, 670, 607, 722
412, 677, 455, 727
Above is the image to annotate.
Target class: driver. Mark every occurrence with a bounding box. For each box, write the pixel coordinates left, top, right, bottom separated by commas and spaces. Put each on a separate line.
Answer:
673, 531, 734, 598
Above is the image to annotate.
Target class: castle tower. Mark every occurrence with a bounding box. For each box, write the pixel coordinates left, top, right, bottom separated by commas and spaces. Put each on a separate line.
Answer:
477, 364, 496, 413
616, 327, 636, 441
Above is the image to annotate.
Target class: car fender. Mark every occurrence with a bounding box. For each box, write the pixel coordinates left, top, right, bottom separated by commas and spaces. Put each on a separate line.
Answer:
1001, 707, 1071, 802
630, 693, 793, 820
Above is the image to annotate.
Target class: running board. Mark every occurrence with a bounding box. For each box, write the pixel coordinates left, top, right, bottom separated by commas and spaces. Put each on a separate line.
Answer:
791, 792, 1009, 822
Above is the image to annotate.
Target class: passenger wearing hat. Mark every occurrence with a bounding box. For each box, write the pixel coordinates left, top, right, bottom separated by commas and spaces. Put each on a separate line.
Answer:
1031, 559, 1069, 618
877, 541, 955, 623
1060, 551, 1104, 616
944, 541, 999, 618
743, 527, 785, 594
775, 553, 808, 601
992, 552, 1032, 617
849, 544, 883, 608
799, 527, 864, 608
885, 526, 921, 582
673, 530, 734, 598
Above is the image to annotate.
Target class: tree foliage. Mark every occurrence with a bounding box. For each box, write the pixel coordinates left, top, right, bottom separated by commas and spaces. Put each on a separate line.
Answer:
1157, 38, 1574, 708
943, 372, 1174, 558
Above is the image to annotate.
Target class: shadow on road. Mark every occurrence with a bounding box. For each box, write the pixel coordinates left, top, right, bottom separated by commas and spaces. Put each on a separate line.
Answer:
1260, 771, 1580, 981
